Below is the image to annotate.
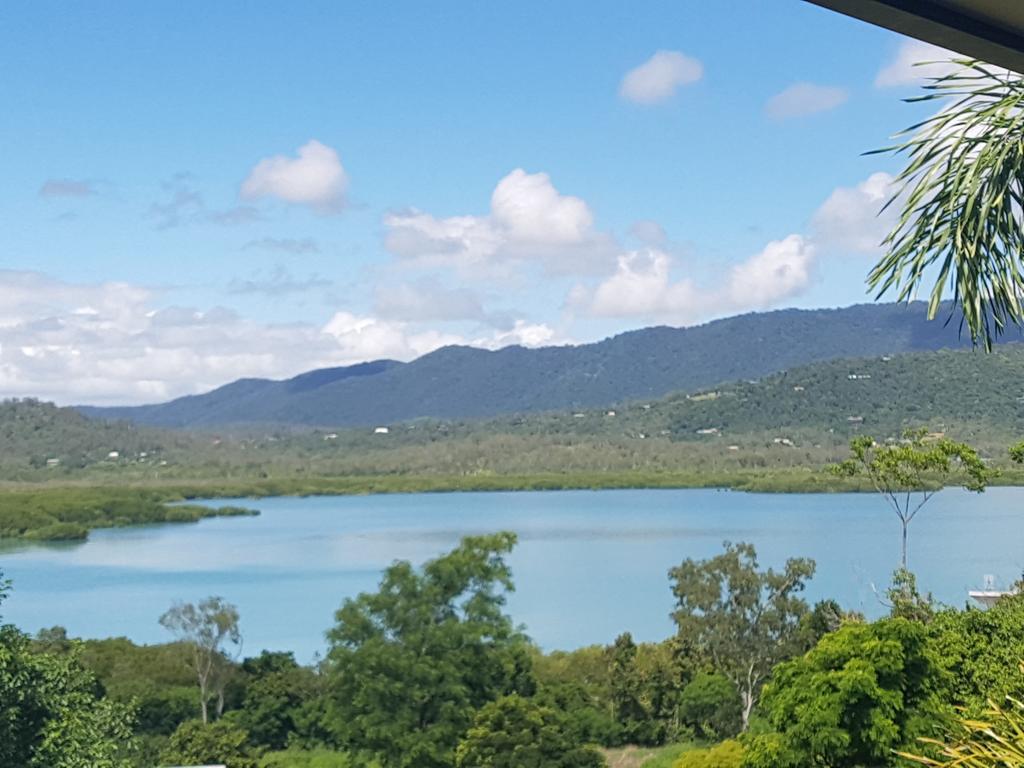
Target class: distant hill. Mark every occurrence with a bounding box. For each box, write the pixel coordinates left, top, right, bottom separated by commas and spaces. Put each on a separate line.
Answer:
0, 399, 195, 472
80, 302, 1009, 429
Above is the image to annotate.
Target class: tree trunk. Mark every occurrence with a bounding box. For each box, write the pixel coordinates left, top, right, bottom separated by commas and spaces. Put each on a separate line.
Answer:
902, 521, 909, 570
741, 688, 754, 732
199, 691, 208, 724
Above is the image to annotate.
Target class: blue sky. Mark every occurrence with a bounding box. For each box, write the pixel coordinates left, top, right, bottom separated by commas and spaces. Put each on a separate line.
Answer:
0, 1, 963, 404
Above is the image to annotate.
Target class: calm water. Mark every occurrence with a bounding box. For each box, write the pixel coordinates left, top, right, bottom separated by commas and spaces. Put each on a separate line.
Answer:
2, 487, 1023, 661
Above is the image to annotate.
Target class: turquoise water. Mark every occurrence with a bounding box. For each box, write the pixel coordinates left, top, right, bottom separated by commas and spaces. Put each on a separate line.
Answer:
2, 487, 1023, 661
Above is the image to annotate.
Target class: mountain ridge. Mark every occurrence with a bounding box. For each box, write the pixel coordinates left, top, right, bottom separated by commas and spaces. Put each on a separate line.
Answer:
79, 302, 1006, 429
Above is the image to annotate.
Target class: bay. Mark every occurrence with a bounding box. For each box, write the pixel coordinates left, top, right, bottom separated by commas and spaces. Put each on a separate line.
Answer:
2, 487, 1022, 661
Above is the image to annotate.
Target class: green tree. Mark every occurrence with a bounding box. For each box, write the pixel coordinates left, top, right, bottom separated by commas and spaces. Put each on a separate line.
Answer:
236, 651, 325, 750
160, 595, 242, 723
746, 618, 946, 768
669, 542, 815, 731
869, 60, 1024, 348
325, 532, 534, 768
454, 694, 605, 768
928, 594, 1024, 712
161, 718, 259, 768
0, 576, 137, 768
832, 430, 988, 568
677, 673, 741, 741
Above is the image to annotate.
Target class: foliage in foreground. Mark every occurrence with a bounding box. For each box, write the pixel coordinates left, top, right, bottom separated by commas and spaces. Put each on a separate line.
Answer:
0, 577, 137, 767
901, 696, 1024, 767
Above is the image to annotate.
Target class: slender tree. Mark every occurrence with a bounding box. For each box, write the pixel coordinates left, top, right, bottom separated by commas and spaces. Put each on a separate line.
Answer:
832, 429, 989, 569
159, 596, 242, 724
670, 542, 815, 732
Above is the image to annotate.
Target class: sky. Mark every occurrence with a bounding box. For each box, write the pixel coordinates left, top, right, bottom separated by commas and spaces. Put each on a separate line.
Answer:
0, 1, 968, 405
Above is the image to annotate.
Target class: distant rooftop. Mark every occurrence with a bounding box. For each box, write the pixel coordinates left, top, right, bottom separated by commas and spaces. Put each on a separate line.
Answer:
806, 0, 1024, 74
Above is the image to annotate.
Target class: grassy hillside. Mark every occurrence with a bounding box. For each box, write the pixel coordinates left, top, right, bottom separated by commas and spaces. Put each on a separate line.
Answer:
79, 302, 1013, 428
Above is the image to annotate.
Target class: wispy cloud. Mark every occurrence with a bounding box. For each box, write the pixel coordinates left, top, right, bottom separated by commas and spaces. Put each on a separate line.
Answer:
39, 178, 98, 199
242, 237, 321, 255
765, 82, 848, 120
228, 266, 332, 297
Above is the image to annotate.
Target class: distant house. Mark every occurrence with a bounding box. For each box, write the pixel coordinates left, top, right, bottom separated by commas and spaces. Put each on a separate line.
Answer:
846, 416, 864, 424
606, 410, 616, 417
374, 426, 390, 434
847, 373, 872, 381
792, 385, 805, 392
695, 427, 720, 436
324, 433, 338, 440
573, 412, 586, 418
107, 451, 119, 459
772, 437, 795, 447
46, 457, 60, 467
727, 445, 740, 451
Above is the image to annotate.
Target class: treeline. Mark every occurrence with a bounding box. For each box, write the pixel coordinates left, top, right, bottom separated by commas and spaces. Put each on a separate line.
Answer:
7, 530, 1024, 767
0, 486, 256, 541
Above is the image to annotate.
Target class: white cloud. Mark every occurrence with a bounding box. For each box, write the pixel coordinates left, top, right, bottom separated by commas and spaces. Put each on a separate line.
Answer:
575, 236, 815, 324
479, 320, 559, 349
811, 171, 895, 253
727, 234, 815, 307
241, 139, 348, 214
383, 169, 617, 277
619, 50, 703, 105
0, 271, 567, 405
875, 40, 960, 87
765, 82, 848, 120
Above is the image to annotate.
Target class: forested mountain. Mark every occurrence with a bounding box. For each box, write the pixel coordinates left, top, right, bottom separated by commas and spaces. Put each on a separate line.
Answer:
80, 302, 1005, 429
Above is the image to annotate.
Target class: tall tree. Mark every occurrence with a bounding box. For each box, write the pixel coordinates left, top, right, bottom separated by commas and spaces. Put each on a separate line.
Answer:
869, 60, 1024, 349
325, 532, 534, 768
832, 430, 988, 569
669, 542, 815, 731
159, 596, 242, 724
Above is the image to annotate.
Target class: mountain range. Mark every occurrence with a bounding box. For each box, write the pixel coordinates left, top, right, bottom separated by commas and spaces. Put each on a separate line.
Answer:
80, 302, 1002, 429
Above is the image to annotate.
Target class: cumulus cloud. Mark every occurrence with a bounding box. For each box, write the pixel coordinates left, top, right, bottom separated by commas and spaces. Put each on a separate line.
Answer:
240, 139, 348, 214
0, 271, 566, 405
765, 82, 848, 120
811, 171, 896, 253
875, 40, 961, 87
39, 179, 97, 199
574, 236, 815, 324
383, 168, 617, 277
619, 50, 703, 105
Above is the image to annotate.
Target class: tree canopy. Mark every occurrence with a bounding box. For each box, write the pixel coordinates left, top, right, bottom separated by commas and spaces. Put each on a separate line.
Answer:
669, 542, 815, 731
325, 532, 534, 768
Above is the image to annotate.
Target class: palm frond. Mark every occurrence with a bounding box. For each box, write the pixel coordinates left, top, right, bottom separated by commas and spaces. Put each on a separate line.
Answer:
870, 60, 1024, 350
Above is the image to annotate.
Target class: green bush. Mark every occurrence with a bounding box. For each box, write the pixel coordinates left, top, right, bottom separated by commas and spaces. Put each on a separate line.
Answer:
672, 740, 744, 768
